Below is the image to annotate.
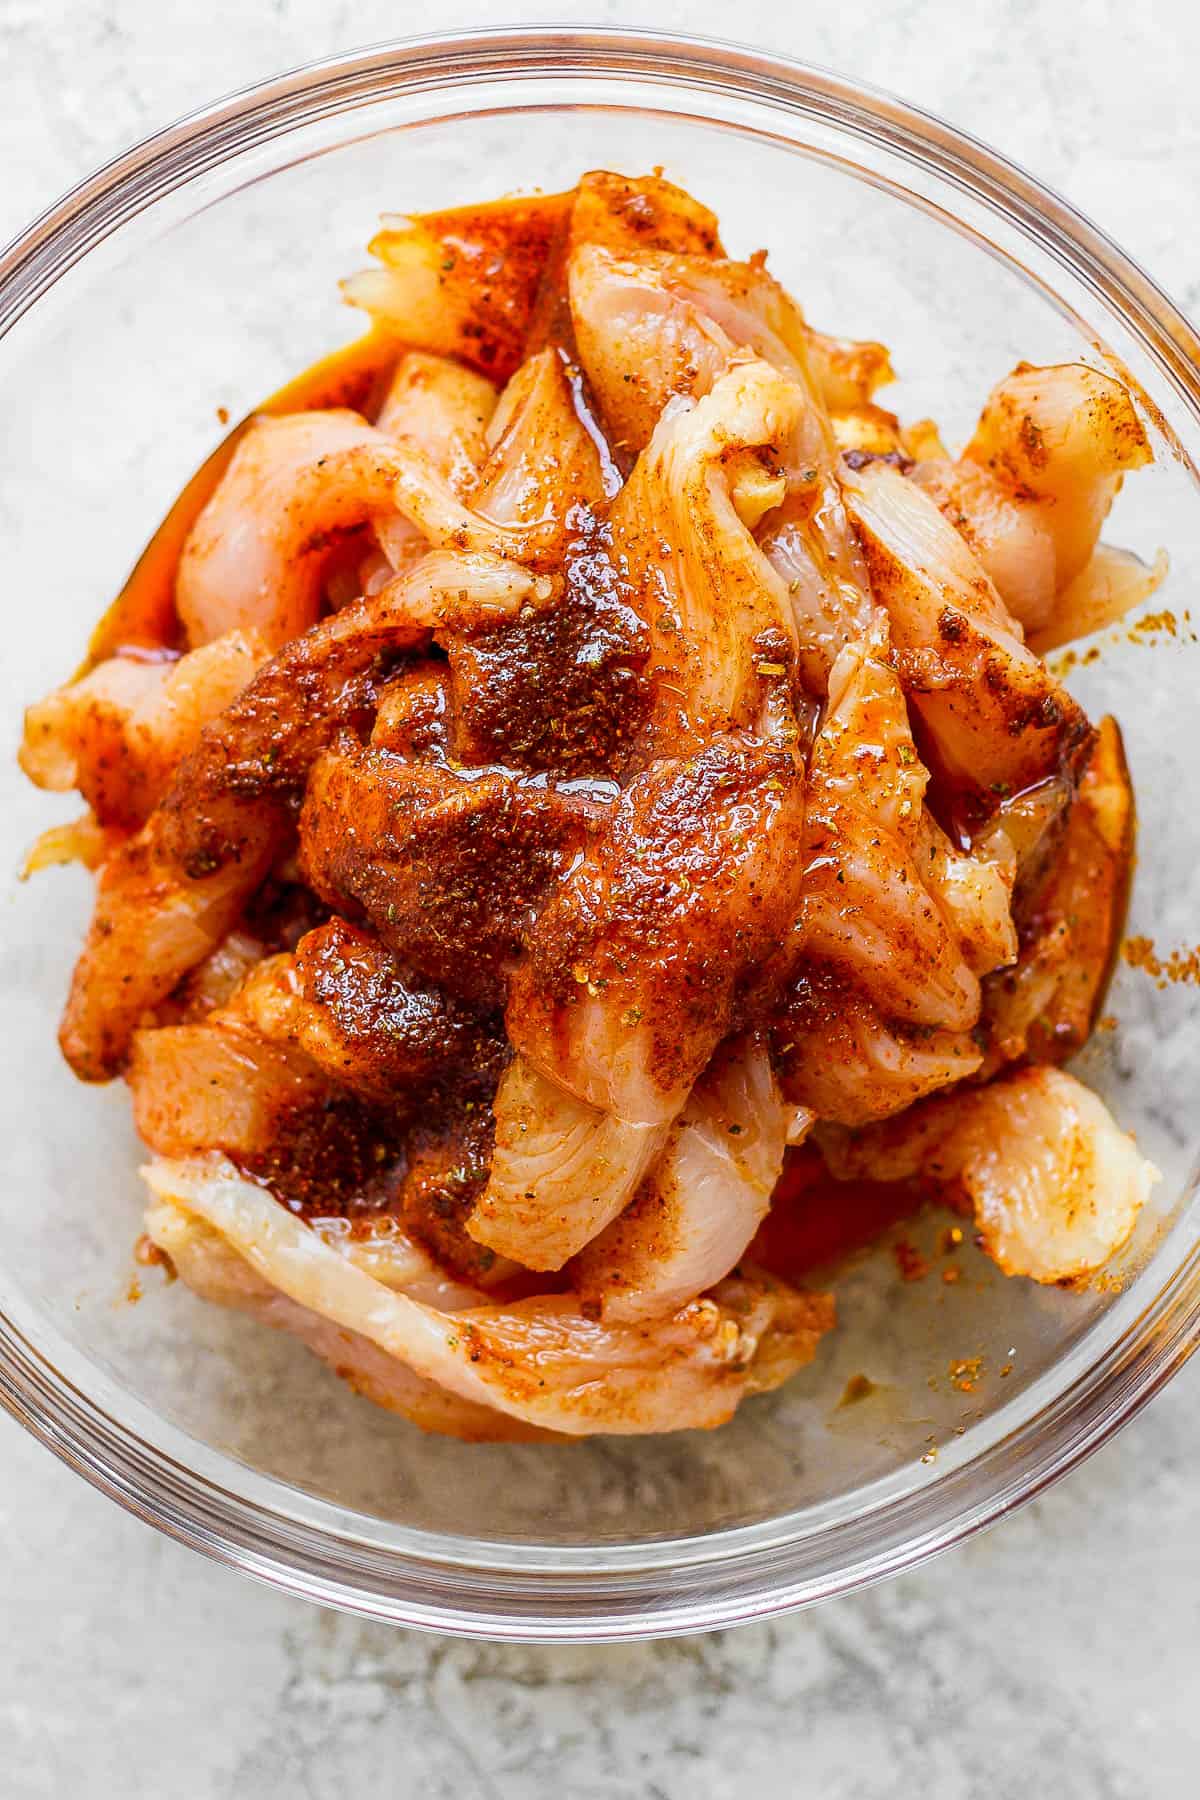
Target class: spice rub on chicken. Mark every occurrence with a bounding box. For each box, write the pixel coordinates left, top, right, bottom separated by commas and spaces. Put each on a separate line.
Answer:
21, 170, 1159, 1441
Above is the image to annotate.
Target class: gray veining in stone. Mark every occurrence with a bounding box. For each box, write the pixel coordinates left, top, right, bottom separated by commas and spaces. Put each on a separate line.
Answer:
4, 2, 1200, 1794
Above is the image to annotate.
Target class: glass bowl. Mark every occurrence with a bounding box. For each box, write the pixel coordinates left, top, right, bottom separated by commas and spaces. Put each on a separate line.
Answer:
1, 25, 1197, 1641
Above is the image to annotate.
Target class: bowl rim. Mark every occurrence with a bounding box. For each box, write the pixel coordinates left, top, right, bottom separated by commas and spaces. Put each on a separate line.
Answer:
3, 22, 1199, 1641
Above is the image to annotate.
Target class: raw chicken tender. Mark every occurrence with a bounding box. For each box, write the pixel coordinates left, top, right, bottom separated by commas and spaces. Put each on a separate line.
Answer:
572, 1036, 792, 1320
145, 1158, 830, 1435
819, 1066, 1156, 1284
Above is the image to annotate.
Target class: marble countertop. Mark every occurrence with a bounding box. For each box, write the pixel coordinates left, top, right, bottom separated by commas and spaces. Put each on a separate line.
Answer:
4, 2, 1199, 1794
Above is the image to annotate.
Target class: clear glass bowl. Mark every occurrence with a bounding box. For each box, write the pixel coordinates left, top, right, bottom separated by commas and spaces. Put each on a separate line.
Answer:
1, 26, 1197, 1641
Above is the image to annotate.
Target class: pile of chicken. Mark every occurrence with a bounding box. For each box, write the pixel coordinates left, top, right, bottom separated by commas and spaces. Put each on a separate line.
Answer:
20, 172, 1161, 1442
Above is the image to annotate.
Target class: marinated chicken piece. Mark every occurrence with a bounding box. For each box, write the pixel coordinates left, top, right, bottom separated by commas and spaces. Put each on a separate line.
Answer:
830, 404, 904, 457
571, 253, 883, 693
341, 190, 574, 382
129, 1013, 332, 1159
300, 747, 594, 1006
476, 735, 804, 1270
805, 328, 895, 412
568, 245, 732, 456
131, 943, 411, 1183
963, 362, 1152, 590
154, 1181, 481, 1300
145, 1157, 830, 1434
901, 417, 950, 462
1029, 544, 1169, 655
504, 168, 727, 371
387, 346, 607, 570
444, 509, 651, 775
671, 379, 879, 700
818, 1065, 1156, 1283
623, 251, 887, 428
570, 242, 889, 458
234, 919, 505, 1103
443, 354, 840, 770
145, 1194, 548, 1441
649, 251, 823, 395
134, 1012, 410, 1218
375, 350, 497, 465
22, 657, 164, 801
363, 667, 446, 763
911, 457, 1058, 634
392, 1103, 521, 1290
60, 616, 388, 1079
475, 361, 819, 1267
509, 735, 807, 1124
809, 643, 929, 838
798, 646, 985, 1030
472, 347, 607, 526
177, 410, 416, 648
609, 359, 809, 737
62, 806, 282, 1083
155, 929, 266, 1024
771, 965, 983, 1126
800, 833, 980, 1031
977, 774, 1075, 889
470, 1057, 667, 1271
20, 812, 126, 878
843, 463, 1093, 815
918, 809, 1018, 977
979, 716, 1134, 1073
168, 567, 450, 795
568, 169, 724, 259
408, 345, 645, 771
20, 631, 268, 828
144, 946, 508, 1288
372, 351, 498, 572
302, 1211, 493, 1308
909, 364, 1156, 645
62, 556, 537, 1078
572, 1036, 791, 1321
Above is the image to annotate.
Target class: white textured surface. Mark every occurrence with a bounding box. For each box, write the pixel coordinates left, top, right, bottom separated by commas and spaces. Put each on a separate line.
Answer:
4, 2, 1200, 1793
